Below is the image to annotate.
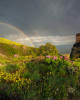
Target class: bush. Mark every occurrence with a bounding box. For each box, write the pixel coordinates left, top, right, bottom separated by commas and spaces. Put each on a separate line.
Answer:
6, 64, 19, 73
37, 43, 58, 56
0, 54, 80, 100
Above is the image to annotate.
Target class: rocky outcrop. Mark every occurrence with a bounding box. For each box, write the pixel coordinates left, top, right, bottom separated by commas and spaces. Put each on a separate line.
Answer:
70, 42, 80, 59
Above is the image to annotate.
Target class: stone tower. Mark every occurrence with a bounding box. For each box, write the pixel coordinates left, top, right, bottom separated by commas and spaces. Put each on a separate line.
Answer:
76, 33, 80, 43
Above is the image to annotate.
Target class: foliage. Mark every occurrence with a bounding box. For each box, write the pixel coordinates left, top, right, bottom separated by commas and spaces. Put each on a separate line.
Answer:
0, 54, 80, 100
0, 39, 80, 100
37, 43, 58, 56
0, 37, 58, 58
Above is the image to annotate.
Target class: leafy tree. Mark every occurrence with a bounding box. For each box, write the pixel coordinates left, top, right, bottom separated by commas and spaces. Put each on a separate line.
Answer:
38, 43, 58, 56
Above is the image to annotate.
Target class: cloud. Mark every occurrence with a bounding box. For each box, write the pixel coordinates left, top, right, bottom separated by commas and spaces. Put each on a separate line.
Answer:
0, 0, 80, 37
13, 35, 75, 46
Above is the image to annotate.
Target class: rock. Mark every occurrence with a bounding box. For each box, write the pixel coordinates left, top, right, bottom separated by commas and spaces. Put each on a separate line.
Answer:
70, 42, 80, 59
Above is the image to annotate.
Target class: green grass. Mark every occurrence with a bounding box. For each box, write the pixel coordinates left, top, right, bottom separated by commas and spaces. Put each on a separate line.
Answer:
0, 37, 38, 57
0, 37, 21, 46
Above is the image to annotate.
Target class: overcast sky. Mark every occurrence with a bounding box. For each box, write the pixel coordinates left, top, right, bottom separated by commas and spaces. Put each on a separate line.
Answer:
0, 0, 79, 47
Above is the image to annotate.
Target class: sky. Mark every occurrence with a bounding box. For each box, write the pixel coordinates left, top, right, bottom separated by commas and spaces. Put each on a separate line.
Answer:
0, 0, 80, 53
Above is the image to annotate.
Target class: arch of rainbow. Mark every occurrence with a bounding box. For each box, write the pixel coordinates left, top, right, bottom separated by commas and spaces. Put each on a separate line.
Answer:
0, 22, 35, 47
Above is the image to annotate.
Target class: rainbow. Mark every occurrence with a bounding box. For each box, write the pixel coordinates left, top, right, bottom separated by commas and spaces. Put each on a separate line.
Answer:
18, 18, 40, 37
0, 22, 35, 47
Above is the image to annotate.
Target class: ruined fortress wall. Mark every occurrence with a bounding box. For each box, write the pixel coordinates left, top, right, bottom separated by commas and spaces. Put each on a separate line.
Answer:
76, 33, 80, 43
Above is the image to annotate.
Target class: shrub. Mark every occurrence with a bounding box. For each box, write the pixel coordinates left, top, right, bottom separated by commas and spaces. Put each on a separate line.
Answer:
6, 64, 19, 73
0, 54, 80, 100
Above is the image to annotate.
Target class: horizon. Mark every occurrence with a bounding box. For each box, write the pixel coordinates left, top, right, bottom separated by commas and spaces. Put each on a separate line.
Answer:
0, 37, 73, 54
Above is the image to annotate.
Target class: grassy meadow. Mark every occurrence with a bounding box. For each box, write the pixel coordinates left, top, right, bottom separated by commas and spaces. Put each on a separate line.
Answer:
0, 38, 80, 100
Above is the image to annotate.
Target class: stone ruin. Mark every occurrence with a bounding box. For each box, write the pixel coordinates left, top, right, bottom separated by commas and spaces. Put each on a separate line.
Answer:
70, 33, 80, 59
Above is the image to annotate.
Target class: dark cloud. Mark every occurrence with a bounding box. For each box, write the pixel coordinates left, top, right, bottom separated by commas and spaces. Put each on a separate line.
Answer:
0, 0, 80, 42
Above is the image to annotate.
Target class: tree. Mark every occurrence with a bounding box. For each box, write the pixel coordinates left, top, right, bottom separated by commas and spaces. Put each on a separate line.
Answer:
38, 43, 58, 56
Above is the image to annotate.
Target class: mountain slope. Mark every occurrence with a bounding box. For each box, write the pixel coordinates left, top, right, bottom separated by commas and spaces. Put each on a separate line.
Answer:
0, 37, 21, 46
0, 37, 58, 58
0, 37, 37, 57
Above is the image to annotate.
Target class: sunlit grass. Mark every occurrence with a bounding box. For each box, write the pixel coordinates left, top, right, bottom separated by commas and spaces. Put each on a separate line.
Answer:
0, 37, 21, 46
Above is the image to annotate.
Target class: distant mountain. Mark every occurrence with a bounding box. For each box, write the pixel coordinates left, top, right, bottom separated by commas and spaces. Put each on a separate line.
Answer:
34, 43, 73, 54
56, 45, 73, 54
36, 44, 73, 54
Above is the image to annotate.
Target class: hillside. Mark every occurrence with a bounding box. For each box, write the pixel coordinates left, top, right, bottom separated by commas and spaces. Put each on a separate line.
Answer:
0, 38, 58, 57
0, 37, 21, 46
0, 37, 37, 57
0, 38, 80, 100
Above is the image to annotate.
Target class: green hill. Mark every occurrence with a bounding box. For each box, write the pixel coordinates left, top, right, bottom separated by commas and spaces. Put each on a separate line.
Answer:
0, 37, 37, 57
0, 37, 21, 46
0, 37, 58, 58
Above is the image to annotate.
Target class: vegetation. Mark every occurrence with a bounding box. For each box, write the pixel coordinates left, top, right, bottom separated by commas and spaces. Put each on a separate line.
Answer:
0, 38, 58, 57
0, 37, 21, 45
0, 38, 80, 100
0, 54, 80, 100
